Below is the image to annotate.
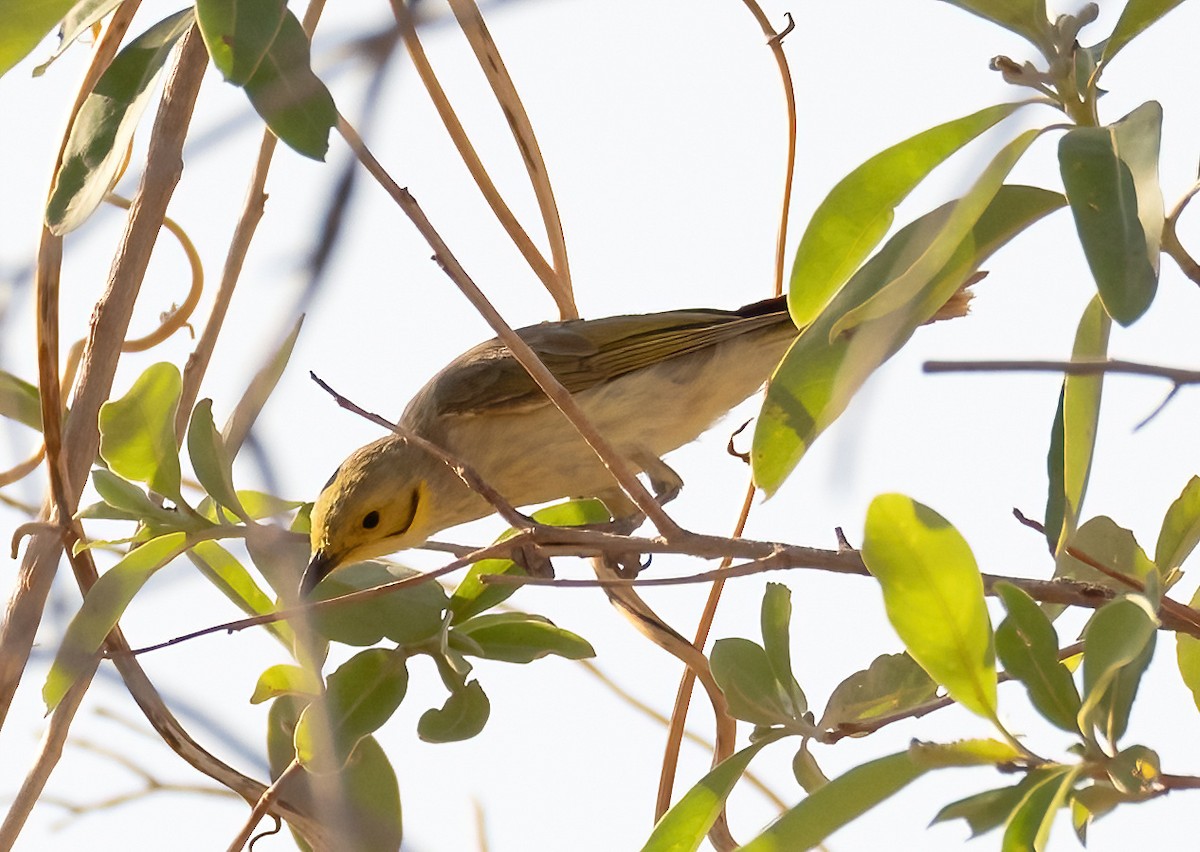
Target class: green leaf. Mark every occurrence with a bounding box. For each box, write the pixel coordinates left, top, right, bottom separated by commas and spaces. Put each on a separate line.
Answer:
1102, 0, 1188, 65
753, 185, 1064, 494
710, 638, 796, 726
295, 648, 408, 771
251, 664, 321, 704
739, 751, 926, 851
1054, 516, 1157, 593
1043, 385, 1066, 551
1079, 595, 1158, 744
198, 490, 304, 523
31, 0, 124, 77
448, 498, 610, 623
417, 680, 490, 743
830, 130, 1042, 338
188, 540, 294, 648
309, 562, 448, 647
1052, 297, 1112, 549
98, 362, 184, 504
791, 741, 829, 793
0, 370, 41, 430
936, 0, 1051, 49
453, 612, 594, 664
0, 0, 77, 78
994, 582, 1081, 733
788, 101, 1032, 325
1059, 102, 1164, 325
223, 315, 304, 458
818, 652, 937, 730
1176, 583, 1200, 713
46, 10, 195, 234
933, 783, 1033, 838
909, 737, 1022, 768
195, 0, 285, 85
242, 11, 336, 160
861, 494, 996, 720
1002, 766, 1078, 852
187, 399, 247, 521
267, 696, 403, 852
1156, 475, 1200, 572
89, 468, 186, 529
760, 582, 808, 718
1071, 781, 1124, 843
641, 736, 777, 852
43, 532, 189, 711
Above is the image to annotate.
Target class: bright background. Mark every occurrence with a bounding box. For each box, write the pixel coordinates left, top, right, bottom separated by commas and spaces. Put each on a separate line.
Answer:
3, 0, 1200, 849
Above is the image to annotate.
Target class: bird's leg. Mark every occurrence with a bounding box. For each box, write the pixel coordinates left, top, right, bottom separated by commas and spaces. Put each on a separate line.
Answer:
634, 453, 684, 507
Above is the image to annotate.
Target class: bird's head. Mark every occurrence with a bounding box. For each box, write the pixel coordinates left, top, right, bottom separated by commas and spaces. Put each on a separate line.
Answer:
302, 436, 450, 595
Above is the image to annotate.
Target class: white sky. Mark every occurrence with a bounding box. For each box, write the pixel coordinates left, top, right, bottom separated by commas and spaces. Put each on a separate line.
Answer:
3, 0, 1200, 849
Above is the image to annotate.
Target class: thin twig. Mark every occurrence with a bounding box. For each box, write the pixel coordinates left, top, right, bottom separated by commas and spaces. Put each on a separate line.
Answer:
334, 114, 680, 536
1163, 177, 1200, 287
445, 0, 576, 317
924, 358, 1200, 383
394, 5, 570, 317
226, 761, 304, 852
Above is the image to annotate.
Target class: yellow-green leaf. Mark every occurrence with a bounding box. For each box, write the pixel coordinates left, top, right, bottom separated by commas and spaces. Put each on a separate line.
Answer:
861, 494, 996, 720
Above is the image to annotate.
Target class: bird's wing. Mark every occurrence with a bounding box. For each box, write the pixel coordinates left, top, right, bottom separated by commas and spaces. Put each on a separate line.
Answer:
417, 299, 792, 419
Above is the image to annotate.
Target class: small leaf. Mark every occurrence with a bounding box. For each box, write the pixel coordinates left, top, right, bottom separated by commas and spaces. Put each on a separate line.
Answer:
198, 490, 304, 523
223, 315, 304, 457
753, 185, 1064, 494
295, 648, 408, 771
862, 495, 996, 719
98, 362, 184, 503
195, 0, 285, 85
760, 582, 808, 717
909, 737, 1022, 768
1176, 583, 1200, 713
453, 613, 594, 664
1043, 386, 1066, 552
243, 11, 336, 160
936, 0, 1051, 49
642, 735, 779, 852
309, 562, 448, 648
933, 783, 1032, 838
88, 468, 186, 529
1059, 102, 1164, 325
0, 0, 78, 78
1055, 516, 1157, 593
710, 638, 796, 726
1102, 0, 1188, 66
994, 582, 1081, 733
449, 498, 610, 623
44, 532, 189, 711
418, 680, 490, 743
46, 11, 196, 233
738, 751, 926, 851
1045, 297, 1111, 557
1002, 766, 1078, 852
251, 664, 321, 704
32, 0, 125, 77
0, 370, 41, 430
1079, 596, 1158, 744
267, 697, 403, 851
1155, 475, 1200, 571
818, 652, 937, 729
792, 741, 829, 793
187, 399, 247, 520
788, 100, 1034, 324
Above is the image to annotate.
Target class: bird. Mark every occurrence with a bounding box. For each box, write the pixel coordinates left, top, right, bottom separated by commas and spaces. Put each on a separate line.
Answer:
301, 294, 806, 594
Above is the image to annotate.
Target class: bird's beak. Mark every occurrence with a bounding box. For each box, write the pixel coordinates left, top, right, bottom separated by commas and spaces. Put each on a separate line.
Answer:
299, 550, 337, 597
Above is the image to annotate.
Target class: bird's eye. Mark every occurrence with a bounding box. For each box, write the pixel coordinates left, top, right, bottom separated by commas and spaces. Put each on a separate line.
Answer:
362, 510, 380, 529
